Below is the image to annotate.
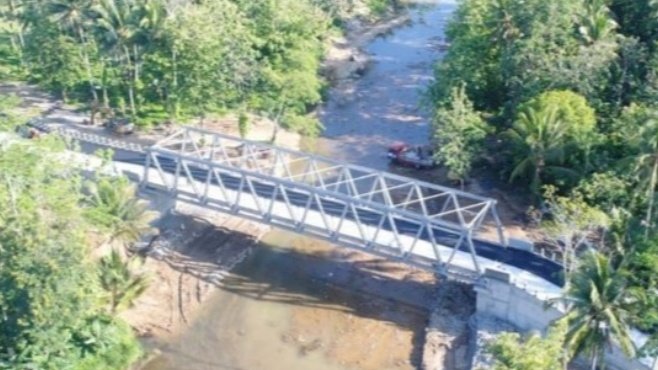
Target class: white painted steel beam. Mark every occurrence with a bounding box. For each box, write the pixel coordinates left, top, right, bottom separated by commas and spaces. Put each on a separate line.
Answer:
143, 128, 511, 278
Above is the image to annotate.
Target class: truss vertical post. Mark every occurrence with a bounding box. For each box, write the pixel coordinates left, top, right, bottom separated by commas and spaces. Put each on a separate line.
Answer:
466, 232, 482, 274
172, 154, 181, 193
490, 202, 508, 247
141, 151, 151, 189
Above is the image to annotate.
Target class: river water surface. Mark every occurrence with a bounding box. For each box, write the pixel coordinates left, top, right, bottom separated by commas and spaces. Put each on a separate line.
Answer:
308, 0, 455, 169
143, 2, 454, 369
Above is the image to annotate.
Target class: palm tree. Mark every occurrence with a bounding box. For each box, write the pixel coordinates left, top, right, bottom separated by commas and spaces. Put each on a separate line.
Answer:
99, 248, 149, 313
578, 0, 618, 45
85, 176, 157, 247
558, 251, 635, 370
622, 109, 658, 237
91, 0, 166, 117
506, 105, 572, 195
47, 0, 99, 103
92, 0, 140, 116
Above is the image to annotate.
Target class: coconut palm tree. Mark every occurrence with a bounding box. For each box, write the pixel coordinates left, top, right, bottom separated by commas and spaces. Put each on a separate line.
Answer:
506, 105, 574, 195
578, 0, 618, 45
559, 251, 635, 370
91, 0, 166, 116
47, 0, 100, 103
92, 0, 140, 115
99, 248, 149, 313
85, 176, 157, 247
621, 108, 658, 237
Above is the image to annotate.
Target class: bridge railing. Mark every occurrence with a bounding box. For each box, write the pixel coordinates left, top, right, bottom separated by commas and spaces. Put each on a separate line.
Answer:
141, 127, 509, 279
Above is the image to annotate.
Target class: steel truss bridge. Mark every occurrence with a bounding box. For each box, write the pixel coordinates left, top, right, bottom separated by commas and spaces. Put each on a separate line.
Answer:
139, 127, 563, 285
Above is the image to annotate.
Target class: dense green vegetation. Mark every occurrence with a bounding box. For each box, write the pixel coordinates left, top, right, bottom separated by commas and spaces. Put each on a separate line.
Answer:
484, 322, 567, 370
0, 138, 143, 368
0, 0, 396, 134
429, 0, 658, 213
0, 98, 157, 368
430, 0, 658, 367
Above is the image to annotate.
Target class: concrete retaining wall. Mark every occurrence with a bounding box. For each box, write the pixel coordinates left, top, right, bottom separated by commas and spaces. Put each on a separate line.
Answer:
475, 277, 655, 370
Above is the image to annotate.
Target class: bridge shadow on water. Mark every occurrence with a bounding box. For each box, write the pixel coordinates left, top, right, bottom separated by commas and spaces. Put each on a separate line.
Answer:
152, 211, 442, 369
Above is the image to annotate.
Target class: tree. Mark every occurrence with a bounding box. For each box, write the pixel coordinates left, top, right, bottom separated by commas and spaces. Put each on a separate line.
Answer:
485, 321, 567, 370
541, 186, 611, 276
238, 111, 249, 138
84, 176, 157, 246
98, 248, 149, 314
578, 0, 618, 45
239, 0, 329, 135
164, 0, 257, 120
610, 0, 658, 43
92, 0, 142, 116
47, 0, 100, 103
616, 104, 658, 236
623, 235, 658, 351
506, 91, 598, 193
428, 0, 614, 115
558, 251, 635, 370
432, 84, 488, 187
520, 90, 597, 147
574, 172, 632, 216
506, 105, 570, 194
0, 138, 141, 369
1, 0, 337, 132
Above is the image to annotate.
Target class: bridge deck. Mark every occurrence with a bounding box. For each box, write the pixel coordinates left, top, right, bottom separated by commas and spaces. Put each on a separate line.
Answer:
15, 122, 565, 293
139, 128, 563, 291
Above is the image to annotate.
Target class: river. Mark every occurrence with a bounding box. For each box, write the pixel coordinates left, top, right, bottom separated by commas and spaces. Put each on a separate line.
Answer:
142, 2, 456, 369
307, 0, 455, 169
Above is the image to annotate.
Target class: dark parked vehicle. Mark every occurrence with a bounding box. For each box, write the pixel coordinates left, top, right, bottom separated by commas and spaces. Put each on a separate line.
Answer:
104, 118, 134, 135
387, 142, 437, 169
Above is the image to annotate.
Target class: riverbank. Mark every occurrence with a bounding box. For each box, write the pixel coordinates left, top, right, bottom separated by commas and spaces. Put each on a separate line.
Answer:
118, 202, 271, 340
323, 12, 412, 89
1, 3, 481, 368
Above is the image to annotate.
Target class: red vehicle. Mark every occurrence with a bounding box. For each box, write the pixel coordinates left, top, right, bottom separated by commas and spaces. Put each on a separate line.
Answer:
387, 142, 437, 169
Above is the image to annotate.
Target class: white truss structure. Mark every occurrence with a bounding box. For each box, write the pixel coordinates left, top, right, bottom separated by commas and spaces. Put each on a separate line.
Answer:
142, 127, 508, 280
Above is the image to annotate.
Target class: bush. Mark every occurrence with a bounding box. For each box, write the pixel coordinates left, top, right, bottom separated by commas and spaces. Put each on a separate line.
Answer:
74, 316, 142, 370
367, 0, 391, 14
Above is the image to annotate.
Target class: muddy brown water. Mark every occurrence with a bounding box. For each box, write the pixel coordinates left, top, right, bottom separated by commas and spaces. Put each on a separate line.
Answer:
142, 2, 456, 369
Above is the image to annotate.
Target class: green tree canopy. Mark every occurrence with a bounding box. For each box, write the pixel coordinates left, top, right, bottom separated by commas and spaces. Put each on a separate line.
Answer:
0, 0, 349, 133
485, 322, 567, 370
506, 105, 571, 193
432, 84, 488, 186
0, 138, 141, 369
558, 251, 635, 369
520, 90, 597, 146
430, 0, 617, 115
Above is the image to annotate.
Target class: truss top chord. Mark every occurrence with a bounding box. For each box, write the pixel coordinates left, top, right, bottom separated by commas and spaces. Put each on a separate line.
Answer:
150, 127, 506, 240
